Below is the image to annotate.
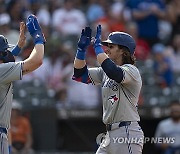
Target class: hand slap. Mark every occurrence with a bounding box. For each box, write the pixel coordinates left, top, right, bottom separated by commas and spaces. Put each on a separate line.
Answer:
93, 25, 102, 48
26, 14, 46, 44
93, 25, 104, 55
95, 25, 101, 40
26, 15, 39, 36
76, 26, 92, 60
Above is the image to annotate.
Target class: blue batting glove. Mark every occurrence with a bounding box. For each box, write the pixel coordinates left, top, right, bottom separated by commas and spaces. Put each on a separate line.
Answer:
26, 14, 46, 44
77, 27, 91, 51
76, 27, 92, 60
93, 25, 104, 55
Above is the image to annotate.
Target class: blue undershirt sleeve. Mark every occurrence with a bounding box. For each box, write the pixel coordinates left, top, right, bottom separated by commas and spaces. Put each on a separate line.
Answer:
101, 58, 124, 83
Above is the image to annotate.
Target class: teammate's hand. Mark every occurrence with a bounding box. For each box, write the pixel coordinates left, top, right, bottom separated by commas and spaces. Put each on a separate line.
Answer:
17, 22, 26, 48
11, 22, 26, 56
26, 14, 46, 44
93, 25, 102, 49
77, 26, 92, 51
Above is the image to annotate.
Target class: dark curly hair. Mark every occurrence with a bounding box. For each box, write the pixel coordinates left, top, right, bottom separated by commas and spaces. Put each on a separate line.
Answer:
119, 45, 136, 65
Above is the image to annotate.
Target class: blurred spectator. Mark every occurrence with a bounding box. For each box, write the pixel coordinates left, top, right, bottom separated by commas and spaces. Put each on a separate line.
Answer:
108, 0, 127, 32
66, 79, 101, 109
126, 0, 166, 46
6, 0, 26, 30
10, 100, 34, 154
0, 12, 19, 45
55, 88, 68, 108
47, 0, 62, 16
45, 45, 72, 92
86, 0, 105, 24
126, 21, 150, 60
94, 0, 127, 39
155, 100, 180, 154
66, 55, 101, 109
52, 0, 86, 37
152, 43, 173, 88
167, 0, 180, 39
28, 0, 50, 27
168, 34, 180, 73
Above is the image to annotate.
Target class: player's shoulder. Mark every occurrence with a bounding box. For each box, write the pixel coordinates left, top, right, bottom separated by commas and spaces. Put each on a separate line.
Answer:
121, 64, 140, 73
89, 66, 103, 71
0, 62, 14, 70
0, 62, 22, 71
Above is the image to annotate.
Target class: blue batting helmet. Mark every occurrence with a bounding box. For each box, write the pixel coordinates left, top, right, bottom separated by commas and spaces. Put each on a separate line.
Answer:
102, 32, 136, 55
0, 35, 15, 62
0, 35, 14, 51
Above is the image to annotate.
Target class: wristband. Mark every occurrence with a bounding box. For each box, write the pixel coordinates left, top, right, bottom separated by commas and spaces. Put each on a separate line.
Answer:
76, 49, 86, 60
95, 46, 104, 55
35, 41, 44, 45
11, 45, 21, 56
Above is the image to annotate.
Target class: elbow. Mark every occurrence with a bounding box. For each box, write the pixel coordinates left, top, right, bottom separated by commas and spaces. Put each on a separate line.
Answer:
36, 60, 43, 68
39, 60, 43, 66
32, 59, 43, 70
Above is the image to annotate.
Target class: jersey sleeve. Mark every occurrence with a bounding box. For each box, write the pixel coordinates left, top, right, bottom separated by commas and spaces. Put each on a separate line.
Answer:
88, 67, 104, 85
120, 64, 141, 84
0, 62, 23, 84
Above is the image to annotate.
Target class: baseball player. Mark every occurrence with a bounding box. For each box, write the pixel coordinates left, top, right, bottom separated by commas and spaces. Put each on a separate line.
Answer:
0, 14, 45, 154
73, 25, 144, 154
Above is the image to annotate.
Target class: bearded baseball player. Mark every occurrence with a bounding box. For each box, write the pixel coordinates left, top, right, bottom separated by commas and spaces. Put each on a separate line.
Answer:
0, 14, 45, 154
73, 25, 144, 154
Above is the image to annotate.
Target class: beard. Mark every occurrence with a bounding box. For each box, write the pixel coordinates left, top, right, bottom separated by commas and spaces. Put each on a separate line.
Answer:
171, 114, 180, 122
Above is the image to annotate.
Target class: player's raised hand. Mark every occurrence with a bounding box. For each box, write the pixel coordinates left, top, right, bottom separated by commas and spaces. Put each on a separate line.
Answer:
77, 26, 92, 51
11, 22, 26, 56
93, 25, 102, 49
17, 22, 26, 48
26, 14, 46, 44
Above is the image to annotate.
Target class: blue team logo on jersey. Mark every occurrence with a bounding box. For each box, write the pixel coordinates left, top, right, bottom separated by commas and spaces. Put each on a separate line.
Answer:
108, 94, 119, 105
103, 79, 118, 91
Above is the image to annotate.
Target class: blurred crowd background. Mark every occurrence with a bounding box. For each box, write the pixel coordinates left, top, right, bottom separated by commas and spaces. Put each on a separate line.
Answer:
0, 0, 180, 153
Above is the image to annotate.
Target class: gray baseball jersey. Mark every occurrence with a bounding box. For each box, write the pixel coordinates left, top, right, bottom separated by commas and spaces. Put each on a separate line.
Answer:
0, 62, 23, 128
88, 64, 141, 124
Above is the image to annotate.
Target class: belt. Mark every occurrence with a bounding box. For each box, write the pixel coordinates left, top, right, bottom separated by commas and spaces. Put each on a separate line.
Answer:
106, 121, 131, 131
0, 127, 7, 134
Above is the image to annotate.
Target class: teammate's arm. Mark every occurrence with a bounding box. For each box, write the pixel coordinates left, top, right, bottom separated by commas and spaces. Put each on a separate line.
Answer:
92, 25, 124, 83
23, 44, 44, 75
22, 14, 45, 75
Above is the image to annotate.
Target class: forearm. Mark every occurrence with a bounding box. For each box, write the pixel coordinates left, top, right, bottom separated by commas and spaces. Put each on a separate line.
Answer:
23, 44, 44, 74
33, 44, 44, 59
74, 58, 86, 69
97, 52, 109, 65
